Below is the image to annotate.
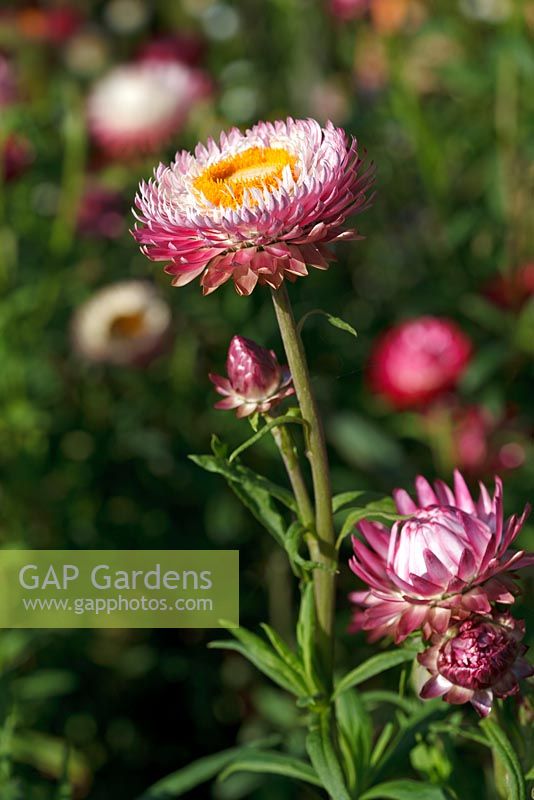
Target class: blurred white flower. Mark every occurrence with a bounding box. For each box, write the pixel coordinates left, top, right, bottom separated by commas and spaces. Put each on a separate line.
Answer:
72, 281, 172, 366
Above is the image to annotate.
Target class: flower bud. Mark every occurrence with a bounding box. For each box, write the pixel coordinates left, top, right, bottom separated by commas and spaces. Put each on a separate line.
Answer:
210, 336, 294, 418
418, 614, 533, 717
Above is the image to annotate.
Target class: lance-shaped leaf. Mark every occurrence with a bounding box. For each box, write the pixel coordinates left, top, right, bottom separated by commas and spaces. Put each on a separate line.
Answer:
480, 717, 526, 800
336, 497, 403, 550
298, 308, 357, 338
306, 712, 352, 800
359, 779, 447, 799
296, 581, 321, 692
209, 625, 307, 696
334, 648, 418, 698
336, 688, 373, 794
218, 751, 322, 787
228, 411, 305, 463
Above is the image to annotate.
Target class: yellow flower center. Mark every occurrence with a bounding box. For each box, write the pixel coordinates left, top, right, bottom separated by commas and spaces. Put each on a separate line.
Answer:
109, 311, 146, 339
193, 146, 297, 209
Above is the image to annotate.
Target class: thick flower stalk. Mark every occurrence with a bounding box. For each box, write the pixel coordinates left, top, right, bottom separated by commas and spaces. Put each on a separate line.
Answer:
349, 470, 532, 642
417, 613, 533, 717
210, 335, 294, 418
133, 118, 374, 295
368, 316, 472, 409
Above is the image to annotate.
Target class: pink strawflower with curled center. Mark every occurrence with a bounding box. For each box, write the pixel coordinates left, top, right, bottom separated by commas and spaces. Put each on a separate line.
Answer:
418, 613, 533, 717
87, 60, 210, 156
209, 335, 294, 418
133, 118, 374, 296
368, 316, 472, 409
349, 470, 532, 643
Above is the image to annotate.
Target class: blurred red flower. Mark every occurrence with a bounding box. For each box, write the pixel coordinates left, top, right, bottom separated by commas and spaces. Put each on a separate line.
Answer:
368, 316, 472, 409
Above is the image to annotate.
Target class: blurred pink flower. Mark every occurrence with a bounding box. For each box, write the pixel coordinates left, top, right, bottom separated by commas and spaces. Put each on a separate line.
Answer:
368, 316, 472, 409
0, 53, 18, 107
2, 134, 33, 181
14, 6, 82, 43
418, 613, 533, 717
330, 0, 369, 21
484, 263, 534, 310
137, 34, 206, 67
209, 335, 294, 418
424, 402, 527, 477
77, 185, 125, 239
349, 470, 532, 643
134, 118, 374, 295
87, 61, 210, 156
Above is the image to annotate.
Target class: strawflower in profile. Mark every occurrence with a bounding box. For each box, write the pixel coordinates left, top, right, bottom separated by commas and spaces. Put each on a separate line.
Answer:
71, 281, 172, 367
418, 613, 533, 717
349, 470, 532, 642
87, 60, 210, 156
210, 336, 294, 418
133, 117, 374, 295
369, 316, 472, 409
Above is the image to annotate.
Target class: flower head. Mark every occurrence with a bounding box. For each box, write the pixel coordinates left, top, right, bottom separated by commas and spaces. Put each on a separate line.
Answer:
418, 613, 533, 717
133, 118, 374, 295
349, 470, 532, 643
209, 335, 294, 418
87, 60, 209, 156
369, 316, 472, 409
71, 281, 172, 366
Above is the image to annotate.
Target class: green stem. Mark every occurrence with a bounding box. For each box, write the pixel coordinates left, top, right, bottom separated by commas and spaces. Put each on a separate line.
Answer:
269, 419, 315, 531
271, 283, 337, 687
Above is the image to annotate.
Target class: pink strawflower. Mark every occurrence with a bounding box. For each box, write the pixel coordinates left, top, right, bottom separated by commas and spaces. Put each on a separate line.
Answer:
418, 613, 533, 717
87, 61, 210, 156
369, 316, 472, 409
209, 335, 294, 418
133, 118, 374, 296
349, 470, 532, 643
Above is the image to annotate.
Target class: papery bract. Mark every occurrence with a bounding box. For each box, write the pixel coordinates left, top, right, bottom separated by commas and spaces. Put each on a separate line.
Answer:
349, 470, 532, 642
368, 316, 472, 409
133, 117, 374, 295
209, 335, 294, 418
418, 613, 533, 717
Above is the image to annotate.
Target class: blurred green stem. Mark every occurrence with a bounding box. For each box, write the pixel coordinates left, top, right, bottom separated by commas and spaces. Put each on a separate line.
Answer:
271, 283, 336, 688
49, 83, 87, 256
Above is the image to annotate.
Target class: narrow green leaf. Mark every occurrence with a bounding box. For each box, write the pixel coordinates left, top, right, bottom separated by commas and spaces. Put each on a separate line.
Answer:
336, 689, 373, 793
218, 751, 321, 787
209, 626, 305, 696
306, 713, 351, 800
260, 624, 307, 687
359, 779, 447, 799
190, 454, 296, 511
370, 722, 396, 769
336, 500, 403, 550
284, 522, 319, 573
480, 717, 526, 800
334, 649, 417, 698
230, 482, 286, 547
296, 581, 319, 691
298, 308, 357, 338
332, 490, 391, 514
228, 413, 304, 463
137, 741, 277, 799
